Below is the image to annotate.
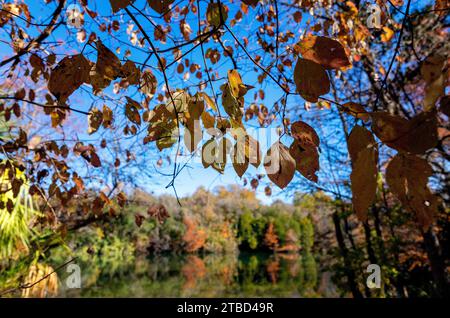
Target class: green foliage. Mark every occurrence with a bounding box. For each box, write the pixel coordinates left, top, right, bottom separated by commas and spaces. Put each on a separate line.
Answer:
0, 163, 39, 261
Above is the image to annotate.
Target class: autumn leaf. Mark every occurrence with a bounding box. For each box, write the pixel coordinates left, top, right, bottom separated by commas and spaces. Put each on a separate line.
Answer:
48, 54, 91, 102
288, 121, 320, 182
348, 126, 378, 221
294, 58, 330, 103
439, 95, 450, 117
125, 97, 142, 125
122, 60, 141, 85
290, 121, 320, 148
109, 0, 135, 13
232, 140, 249, 178
371, 111, 438, 154
206, 2, 228, 27
242, 0, 260, 7
140, 70, 158, 100
88, 107, 103, 134
227, 69, 253, 99
183, 94, 204, 152
201, 111, 215, 129
96, 40, 123, 80
102, 105, 113, 128
264, 142, 296, 189
198, 92, 217, 111
89, 151, 102, 167
202, 139, 217, 169
381, 26, 394, 42
289, 140, 319, 183
148, 0, 174, 14
296, 35, 350, 70
135, 213, 145, 227
386, 154, 438, 230
221, 83, 244, 122
342, 102, 370, 122
421, 55, 447, 111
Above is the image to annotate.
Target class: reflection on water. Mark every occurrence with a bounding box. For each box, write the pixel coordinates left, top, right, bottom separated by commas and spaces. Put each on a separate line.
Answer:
58, 252, 338, 297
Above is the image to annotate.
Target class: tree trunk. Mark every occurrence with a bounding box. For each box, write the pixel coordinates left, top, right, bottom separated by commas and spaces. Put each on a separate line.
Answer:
332, 212, 363, 298
422, 228, 449, 297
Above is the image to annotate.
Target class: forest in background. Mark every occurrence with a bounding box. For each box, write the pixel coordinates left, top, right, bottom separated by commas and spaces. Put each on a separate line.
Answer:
1, 185, 448, 297
0, 0, 449, 298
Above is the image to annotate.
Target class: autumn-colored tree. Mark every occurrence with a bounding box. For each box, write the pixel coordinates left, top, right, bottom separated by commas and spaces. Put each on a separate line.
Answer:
263, 222, 279, 251
0, 0, 448, 298
182, 216, 206, 252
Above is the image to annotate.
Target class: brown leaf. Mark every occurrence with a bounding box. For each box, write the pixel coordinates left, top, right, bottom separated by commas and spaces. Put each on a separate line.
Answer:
421, 55, 447, 111
231, 140, 249, 178
90, 151, 102, 167
122, 60, 141, 85
140, 70, 157, 100
296, 35, 350, 70
109, 0, 135, 13
294, 58, 330, 103
264, 142, 296, 189
386, 154, 438, 230
348, 126, 378, 221
242, 0, 259, 7
135, 213, 145, 227
371, 111, 438, 154
290, 121, 320, 148
88, 107, 103, 134
48, 54, 91, 102
342, 102, 370, 122
347, 125, 376, 161
148, 0, 174, 14
147, 204, 169, 224
96, 40, 123, 80
289, 140, 319, 182
125, 97, 141, 125
206, 2, 228, 27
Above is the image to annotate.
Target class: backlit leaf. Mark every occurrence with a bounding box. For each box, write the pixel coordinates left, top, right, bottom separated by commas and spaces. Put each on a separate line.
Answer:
294, 58, 330, 103
371, 111, 438, 154
386, 154, 438, 230
264, 142, 296, 189
48, 54, 91, 102
296, 35, 350, 69
348, 126, 378, 221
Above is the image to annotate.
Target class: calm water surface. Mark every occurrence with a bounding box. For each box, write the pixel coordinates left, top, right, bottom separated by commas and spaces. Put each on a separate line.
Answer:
58, 252, 339, 297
